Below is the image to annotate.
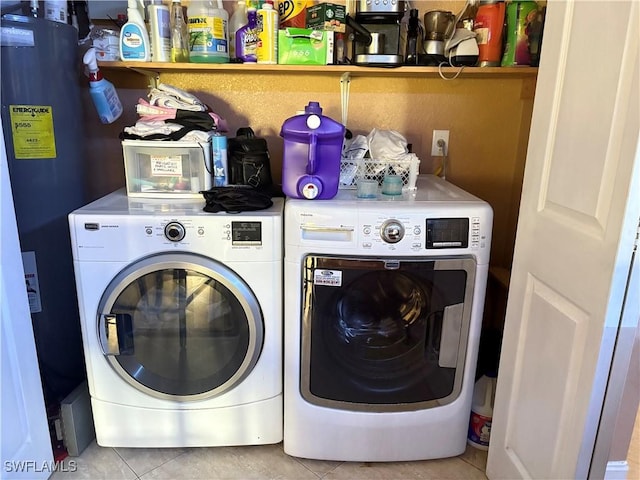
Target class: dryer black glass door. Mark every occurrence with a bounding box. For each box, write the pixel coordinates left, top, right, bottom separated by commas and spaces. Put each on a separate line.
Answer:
97, 253, 263, 401
300, 255, 476, 412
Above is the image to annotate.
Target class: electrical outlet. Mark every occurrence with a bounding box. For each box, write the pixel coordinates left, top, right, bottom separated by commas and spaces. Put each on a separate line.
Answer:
431, 130, 450, 156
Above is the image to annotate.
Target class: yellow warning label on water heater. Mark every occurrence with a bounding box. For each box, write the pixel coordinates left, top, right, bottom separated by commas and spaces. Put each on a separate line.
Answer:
9, 105, 56, 159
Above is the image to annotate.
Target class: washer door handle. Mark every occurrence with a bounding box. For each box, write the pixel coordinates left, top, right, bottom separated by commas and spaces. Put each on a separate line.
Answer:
99, 314, 134, 356
300, 225, 354, 233
438, 303, 464, 368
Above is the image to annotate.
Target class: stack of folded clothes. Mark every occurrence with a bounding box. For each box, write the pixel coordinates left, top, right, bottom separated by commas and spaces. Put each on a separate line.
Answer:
120, 83, 229, 142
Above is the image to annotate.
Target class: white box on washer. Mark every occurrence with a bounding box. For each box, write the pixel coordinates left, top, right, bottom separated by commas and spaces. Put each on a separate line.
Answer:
122, 140, 212, 198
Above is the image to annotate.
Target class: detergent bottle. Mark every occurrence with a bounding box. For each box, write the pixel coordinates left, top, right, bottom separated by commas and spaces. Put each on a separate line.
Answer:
467, 373, 497, 450
280, 102, 345, 200
188, 0, 230, 63
147, 0, 171, 62
82, 47, 123, 124
257, 0, 278, 64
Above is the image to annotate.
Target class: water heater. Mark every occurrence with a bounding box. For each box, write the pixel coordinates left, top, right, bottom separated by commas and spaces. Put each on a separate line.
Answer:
1, 14, 88, 402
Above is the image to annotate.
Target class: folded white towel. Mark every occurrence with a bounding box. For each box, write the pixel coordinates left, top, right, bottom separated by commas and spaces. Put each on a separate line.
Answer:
136, 101, 176, 117
180, 130, 215, 143
124, 121, 214, 143
157, 83, 204, 106
124, 121, 183, 137
148, 89, 206, 112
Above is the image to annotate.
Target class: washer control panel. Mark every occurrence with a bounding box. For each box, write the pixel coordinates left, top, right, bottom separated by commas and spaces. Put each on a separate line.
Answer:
359, 213, 424, 252
357, 212, 488, 255
286, 177, 492, 262
380, 220, 405, 243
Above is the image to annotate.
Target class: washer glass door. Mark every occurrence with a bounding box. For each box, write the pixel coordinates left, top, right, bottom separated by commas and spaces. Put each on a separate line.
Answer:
97, 253, 263, 401
301, 254, 476, 412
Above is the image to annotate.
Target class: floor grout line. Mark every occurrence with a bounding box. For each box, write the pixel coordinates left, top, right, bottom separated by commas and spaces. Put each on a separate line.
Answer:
457, 455, 487, 475
109, 446, 140, 479
289, 454, 336, 479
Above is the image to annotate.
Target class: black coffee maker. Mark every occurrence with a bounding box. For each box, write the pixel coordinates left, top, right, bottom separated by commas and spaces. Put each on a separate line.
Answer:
346, 0, 404, 66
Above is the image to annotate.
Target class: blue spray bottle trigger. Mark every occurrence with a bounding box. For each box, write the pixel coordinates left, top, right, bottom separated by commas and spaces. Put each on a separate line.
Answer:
83, 48, 123, 124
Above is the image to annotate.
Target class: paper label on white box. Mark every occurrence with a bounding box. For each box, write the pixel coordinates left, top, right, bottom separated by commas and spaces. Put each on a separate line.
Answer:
151, 156, 183, 176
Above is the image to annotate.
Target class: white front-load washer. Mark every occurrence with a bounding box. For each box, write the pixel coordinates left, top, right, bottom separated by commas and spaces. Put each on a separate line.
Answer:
283, 175, 493, 461
68, 190, 283, 447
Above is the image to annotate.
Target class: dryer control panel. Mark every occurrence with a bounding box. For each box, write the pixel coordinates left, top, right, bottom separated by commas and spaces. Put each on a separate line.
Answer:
70, 215, 282, 263
164, 221, 186, 242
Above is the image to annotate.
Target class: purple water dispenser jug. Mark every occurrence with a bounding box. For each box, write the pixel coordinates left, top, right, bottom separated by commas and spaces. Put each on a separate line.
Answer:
280, 101, 345, 199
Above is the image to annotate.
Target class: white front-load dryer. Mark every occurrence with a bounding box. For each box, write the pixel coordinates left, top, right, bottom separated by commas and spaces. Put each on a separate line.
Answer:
68, 190, 283, 447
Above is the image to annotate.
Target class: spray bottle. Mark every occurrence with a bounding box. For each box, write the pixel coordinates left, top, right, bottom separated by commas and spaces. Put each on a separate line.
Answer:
228, 0, 248, 61
119, 0, 151, 61
82, 48, 123, 124
236, 7, 258, 63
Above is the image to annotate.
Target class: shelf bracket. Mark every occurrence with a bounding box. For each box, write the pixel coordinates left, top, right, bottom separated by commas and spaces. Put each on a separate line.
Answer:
128, 67, 161, 89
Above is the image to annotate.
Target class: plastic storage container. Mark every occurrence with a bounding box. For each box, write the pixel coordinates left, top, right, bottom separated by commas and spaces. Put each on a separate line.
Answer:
122, 140, 212, 198
280, 101, 345, 200
467, 374, 497, 450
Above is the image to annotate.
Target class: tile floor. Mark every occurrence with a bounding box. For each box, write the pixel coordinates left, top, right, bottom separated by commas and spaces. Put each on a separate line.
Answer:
51, 441, 488, 480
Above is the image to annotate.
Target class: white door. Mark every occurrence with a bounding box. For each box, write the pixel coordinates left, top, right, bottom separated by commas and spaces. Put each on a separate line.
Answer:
1, 125, 53, 477
486, 1, 640, 479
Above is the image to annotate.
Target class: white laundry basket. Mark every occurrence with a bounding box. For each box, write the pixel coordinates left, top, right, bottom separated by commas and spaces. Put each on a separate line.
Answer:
339, 157, 420, 191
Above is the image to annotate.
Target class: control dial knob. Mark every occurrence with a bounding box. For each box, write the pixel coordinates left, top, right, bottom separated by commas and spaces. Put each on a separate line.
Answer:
380, 219, 405, 243
164, 221, 186, 242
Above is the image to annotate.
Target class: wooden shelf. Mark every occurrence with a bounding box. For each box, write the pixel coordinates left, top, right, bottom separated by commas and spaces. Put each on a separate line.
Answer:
99, 61, 538, 79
